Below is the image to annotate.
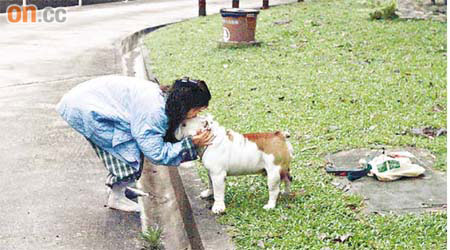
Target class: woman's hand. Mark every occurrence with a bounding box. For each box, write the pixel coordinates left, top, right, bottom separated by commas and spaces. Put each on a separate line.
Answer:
191, 129, 214, 148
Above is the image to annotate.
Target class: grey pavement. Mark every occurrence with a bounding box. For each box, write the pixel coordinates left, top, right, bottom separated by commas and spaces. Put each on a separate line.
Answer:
326, 148, 447, 214
0, 0, 297, 249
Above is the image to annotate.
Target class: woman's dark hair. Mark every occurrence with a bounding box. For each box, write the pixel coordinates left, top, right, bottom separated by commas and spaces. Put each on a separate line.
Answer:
164, 77, 211, 142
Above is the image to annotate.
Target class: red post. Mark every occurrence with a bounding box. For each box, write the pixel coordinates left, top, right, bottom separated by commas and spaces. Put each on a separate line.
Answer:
232, 0, 239, 8
262, 0, 269, 9
199, 0, 206, 16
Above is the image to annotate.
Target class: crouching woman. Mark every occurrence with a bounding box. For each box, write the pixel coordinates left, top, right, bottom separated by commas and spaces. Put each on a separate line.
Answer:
56, 75, 213, 212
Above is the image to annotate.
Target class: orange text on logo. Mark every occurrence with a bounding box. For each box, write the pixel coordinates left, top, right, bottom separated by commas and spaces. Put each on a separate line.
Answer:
7, 4, 37, 23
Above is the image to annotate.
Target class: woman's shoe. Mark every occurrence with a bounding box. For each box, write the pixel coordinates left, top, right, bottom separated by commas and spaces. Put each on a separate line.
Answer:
107, 182, 141, 212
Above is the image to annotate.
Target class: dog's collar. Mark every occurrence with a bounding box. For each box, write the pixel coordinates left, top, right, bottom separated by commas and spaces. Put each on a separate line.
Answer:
197, 144, 210, 160
197, 132, 217, 160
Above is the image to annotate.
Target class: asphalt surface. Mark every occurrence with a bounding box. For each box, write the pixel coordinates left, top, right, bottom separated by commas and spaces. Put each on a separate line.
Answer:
0, 78, 144, 249
0, 0, 296, 249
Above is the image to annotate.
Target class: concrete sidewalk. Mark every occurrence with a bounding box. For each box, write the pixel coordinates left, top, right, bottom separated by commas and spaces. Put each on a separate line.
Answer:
0, 0, 297, 249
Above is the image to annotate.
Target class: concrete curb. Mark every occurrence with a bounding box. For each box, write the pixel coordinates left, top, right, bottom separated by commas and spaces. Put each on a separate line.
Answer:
115, 24, 167, 78
177, 165, 235, 250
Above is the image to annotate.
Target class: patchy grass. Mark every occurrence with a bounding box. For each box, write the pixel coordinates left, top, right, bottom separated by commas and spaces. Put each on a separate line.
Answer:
144, 0, 446, 248
141, 225, 163, 250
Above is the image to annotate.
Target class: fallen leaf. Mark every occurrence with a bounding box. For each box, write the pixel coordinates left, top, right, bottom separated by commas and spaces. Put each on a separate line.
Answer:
347, 204, 357, 211
227, 228, 240, 238
432, 104, 444, 112
273, 19, 292, 25
331, 181, 341, 187
328, 125, 339, 132
267, 232, 280, 238
304, 135, 313, 140
311, 21, 321, 26
334, 233, 353, 243
300, 146, 317, 152
395, 130, 407, 135
257, 240, 265, 248
318, 233, 328, 241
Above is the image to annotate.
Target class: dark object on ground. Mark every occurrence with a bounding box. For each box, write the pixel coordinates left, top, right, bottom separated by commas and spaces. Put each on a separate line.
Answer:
410, 127, 447, 138
325, 164, 371, 181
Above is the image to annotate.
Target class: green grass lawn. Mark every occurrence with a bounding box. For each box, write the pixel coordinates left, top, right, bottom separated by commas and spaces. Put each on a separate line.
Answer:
144, 0, 446, 248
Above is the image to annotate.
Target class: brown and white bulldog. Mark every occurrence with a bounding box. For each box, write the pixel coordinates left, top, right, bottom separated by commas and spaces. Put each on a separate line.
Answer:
175, 114, 293, 214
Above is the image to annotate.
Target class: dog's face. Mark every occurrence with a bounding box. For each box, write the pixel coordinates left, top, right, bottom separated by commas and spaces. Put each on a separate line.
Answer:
175, 114, 211, 140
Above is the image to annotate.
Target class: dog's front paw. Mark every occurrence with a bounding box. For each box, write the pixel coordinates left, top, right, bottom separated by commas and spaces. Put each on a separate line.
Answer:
211, 202, 226, 214
200, 189, 213, 199
263, 203, 276, 210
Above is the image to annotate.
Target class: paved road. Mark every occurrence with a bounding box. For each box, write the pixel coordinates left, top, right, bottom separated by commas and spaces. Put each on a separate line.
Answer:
0, 0, 296, 249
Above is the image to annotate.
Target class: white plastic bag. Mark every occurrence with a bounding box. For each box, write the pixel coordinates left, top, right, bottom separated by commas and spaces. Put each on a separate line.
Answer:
365, 151, 425, 181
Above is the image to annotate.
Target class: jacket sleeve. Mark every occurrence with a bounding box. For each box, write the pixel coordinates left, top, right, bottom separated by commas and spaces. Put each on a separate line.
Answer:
131, 109, 198, 166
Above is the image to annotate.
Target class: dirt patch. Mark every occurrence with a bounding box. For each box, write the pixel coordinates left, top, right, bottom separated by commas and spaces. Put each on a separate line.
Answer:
397, 0, 447, 21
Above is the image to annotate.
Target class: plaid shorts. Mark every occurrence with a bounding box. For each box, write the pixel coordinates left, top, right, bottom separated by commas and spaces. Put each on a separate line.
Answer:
87, 140, 143, 187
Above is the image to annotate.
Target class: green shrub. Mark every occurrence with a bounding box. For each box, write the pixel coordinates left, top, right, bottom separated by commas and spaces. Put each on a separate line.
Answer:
370, 0, 399, 20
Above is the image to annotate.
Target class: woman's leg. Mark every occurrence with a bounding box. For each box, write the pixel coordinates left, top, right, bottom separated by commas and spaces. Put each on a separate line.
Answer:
87, 140, 142, 212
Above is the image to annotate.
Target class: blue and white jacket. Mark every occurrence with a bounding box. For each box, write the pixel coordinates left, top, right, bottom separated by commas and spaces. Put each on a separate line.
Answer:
56, 75, 197, 169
